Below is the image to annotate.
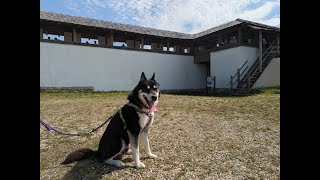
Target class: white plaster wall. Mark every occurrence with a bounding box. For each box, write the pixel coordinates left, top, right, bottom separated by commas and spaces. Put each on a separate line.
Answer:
210, 46, 259, 88
40, 42, 207, 91
252, 57, 280, 88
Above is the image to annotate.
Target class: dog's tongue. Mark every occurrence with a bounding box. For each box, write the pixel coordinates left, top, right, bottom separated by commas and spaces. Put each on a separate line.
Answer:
149, 101, 157, 112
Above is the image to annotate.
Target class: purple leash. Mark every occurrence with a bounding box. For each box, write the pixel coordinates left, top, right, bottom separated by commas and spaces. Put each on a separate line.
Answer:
40, 102, 155, 137
40, 119, 81, 136
40, 115, 114, 137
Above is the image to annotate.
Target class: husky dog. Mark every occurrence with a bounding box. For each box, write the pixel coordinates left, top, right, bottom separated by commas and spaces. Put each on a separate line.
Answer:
62, 72, 160, 169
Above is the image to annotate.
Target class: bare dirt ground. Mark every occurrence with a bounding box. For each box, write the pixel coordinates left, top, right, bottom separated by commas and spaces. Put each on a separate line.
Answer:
40, 88, 280, 180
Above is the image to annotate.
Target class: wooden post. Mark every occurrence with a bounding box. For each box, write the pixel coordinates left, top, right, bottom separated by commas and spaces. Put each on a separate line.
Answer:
191, 43, 195, 55
134, 40, 140, 49
40, 29, 43, 40
259, 31, 262, 72
126, 40, 134, 48
72, 27, 77, 42
212, 39, 215, 49
107, 31, 113, 46
141, 37, 144, 49
76, 33, 81, 43
218, 35, 222, 47
98, 36, 106, 46
277, 34, 280, 54
64, 32, 73, 42
237, 69, 240, 87
109, 32, 114, 47
151, 43, 158, 50
174, 45, 180, 53
167, 40, 170, 52
230, 76, 233, 95
206, 77, 208, 94
247, 73, 250, 90
238, 27, 242, 44
213, 76, 216, 93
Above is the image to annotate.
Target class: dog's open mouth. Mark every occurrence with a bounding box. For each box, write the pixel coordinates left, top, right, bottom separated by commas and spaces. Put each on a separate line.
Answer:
143, 95, 157, 112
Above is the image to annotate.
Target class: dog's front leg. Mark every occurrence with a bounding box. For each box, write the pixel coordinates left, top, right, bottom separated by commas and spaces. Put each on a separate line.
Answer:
141, 131, 157, 159
128, 131, 145, 169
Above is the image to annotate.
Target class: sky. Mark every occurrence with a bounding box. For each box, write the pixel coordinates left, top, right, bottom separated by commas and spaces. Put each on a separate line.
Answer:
40, 0, 280, 34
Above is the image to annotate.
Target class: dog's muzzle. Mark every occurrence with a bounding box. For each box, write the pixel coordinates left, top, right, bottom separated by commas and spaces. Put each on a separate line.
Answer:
151, 96, 157, 101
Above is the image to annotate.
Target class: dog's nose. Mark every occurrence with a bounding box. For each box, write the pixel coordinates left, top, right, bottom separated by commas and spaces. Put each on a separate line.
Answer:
151, 96, 157, 101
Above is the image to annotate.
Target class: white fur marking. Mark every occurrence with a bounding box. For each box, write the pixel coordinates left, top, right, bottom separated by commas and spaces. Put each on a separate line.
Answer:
128, 131, 145, 169
138, 91, 150, 108
141, 131, 158, 159
104, 139, 126, 167
137, 112, 154, 131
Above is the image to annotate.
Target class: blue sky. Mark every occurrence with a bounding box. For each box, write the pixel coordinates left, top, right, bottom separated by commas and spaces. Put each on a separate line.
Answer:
40, 0, 280, 34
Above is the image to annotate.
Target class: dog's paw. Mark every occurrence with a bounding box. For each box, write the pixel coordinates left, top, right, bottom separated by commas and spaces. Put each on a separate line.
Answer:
148, 153, 158, 159
105, 160, 125, 167
114, 160, 125, 167
135, 162, 145, 169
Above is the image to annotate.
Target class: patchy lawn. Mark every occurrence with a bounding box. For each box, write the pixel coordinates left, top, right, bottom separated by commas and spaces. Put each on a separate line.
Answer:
40, 88, 280, 180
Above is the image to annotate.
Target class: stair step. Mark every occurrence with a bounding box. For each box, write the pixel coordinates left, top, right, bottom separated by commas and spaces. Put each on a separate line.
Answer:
233, 88, 249, 91
232, 93, 250, 96
233, 91, 250, 94
232, 91, 250, 94
238, 85, 247, 87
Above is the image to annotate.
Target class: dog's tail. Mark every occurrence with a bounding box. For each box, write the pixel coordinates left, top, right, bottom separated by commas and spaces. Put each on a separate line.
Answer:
61, 148, 96, 164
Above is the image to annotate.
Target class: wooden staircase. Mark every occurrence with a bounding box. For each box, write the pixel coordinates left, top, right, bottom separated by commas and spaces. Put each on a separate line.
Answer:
229, 42, 279, 96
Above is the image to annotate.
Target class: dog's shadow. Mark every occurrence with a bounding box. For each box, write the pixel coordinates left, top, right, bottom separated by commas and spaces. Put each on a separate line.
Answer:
62, 157, 133, 180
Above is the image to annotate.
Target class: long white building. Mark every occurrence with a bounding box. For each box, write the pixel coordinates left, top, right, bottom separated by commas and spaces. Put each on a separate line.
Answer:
40, 11, 280, 95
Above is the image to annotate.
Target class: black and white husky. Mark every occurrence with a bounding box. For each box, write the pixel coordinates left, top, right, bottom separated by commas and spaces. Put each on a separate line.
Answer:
62, 72, 160, 169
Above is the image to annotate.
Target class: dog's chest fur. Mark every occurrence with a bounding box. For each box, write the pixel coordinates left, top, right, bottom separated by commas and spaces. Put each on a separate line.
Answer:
137, 112, 154, 131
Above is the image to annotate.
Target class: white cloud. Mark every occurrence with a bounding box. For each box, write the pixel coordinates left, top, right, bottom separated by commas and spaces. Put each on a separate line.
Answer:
65, 0, 80, 13
259, 17, 280, 27
239, 1, 277, 19
64, 0, 280, 33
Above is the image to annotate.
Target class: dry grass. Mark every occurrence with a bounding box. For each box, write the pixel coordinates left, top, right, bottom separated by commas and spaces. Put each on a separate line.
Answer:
40, 88, 280, 180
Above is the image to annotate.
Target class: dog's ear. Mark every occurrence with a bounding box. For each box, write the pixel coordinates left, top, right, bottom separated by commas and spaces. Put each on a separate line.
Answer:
150, 72, 155, 81
150, 72, 160, 86
139, 72, 147, 83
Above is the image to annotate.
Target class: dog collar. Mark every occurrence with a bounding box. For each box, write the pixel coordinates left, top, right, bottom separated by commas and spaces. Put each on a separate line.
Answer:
136, 101, 150, 110
126, 102, 156, 113
127, 102, 142, 111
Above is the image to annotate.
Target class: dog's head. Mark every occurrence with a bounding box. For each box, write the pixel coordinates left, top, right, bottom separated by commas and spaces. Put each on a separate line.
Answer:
128, 72, 160, 112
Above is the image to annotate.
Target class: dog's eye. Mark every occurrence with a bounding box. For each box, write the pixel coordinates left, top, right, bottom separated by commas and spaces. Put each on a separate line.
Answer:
153, 85, 158, 90
147, 85, 150, 89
